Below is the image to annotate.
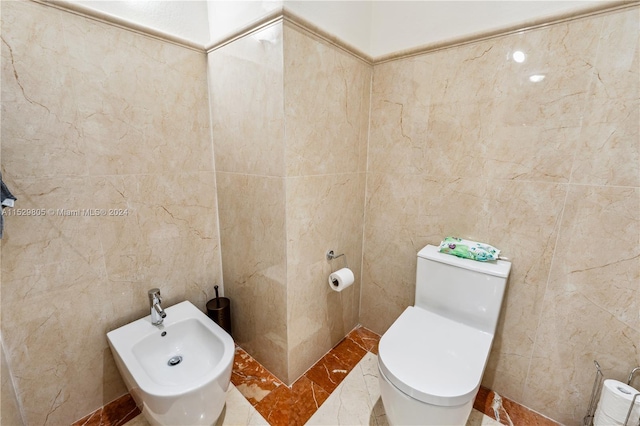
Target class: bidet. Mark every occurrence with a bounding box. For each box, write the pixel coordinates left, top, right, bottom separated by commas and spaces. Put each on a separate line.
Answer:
107, 300, 234, 426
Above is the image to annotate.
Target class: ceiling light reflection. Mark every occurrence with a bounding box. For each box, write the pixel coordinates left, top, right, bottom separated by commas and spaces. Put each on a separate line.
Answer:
512, 51, 526, 63
529, 74, 546, 83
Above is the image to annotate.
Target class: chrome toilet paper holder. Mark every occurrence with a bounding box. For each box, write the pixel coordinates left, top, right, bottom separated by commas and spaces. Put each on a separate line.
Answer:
583, 360, 640, 426
326, 250, 349, 268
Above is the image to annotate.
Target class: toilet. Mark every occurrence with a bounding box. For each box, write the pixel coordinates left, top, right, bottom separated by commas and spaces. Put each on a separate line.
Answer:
378, 244, 511, 425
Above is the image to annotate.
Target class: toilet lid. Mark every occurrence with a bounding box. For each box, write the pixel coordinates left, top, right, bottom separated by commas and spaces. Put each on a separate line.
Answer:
378, 306, 494, 407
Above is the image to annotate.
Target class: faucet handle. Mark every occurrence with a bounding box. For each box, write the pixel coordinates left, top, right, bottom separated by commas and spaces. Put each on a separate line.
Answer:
148, 288, 161, 304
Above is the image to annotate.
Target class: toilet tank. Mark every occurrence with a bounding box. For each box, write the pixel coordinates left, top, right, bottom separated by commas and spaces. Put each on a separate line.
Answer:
415, 245, 511, 334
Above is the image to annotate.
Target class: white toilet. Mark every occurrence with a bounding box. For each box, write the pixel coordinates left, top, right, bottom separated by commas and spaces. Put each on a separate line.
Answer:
378, 244, 511, 425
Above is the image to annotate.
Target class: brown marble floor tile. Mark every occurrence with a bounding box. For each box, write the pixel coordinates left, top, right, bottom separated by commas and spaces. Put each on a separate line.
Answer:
473, 385, 494, 414
289, 376, 331, 426
72, 394, 140, 426
303, 337, 368, 394
253, 375, 331, 426
474, 386, 560, 426
304, 350, 349, 394
254, 383, 293, 426
231, 346, 284, 406
348, 326, 381, 355
330, 335, 368, 371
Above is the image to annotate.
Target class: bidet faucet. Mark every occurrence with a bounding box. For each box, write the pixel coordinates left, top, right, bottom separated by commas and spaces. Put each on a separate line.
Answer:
148, 288, 166, 326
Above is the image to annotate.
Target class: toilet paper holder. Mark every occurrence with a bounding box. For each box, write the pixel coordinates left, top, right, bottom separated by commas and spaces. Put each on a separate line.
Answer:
326, 250, 349, 268
583, 360, 640, 426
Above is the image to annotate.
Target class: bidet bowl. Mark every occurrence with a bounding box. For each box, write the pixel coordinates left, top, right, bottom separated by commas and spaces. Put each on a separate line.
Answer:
107, 301, 234, 426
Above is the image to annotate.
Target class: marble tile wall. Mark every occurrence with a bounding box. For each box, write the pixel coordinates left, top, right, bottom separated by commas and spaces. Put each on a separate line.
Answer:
209, 21, 289, 382
283, 23, 371, 382
1, 1, 221, 424
0, 5, 17, 423
209, 21, 371, 384
360, 6, 639, 425
1, 340, 23, 425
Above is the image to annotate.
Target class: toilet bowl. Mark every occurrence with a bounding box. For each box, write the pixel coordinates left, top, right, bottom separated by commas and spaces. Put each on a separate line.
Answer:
378, 244, 511, 425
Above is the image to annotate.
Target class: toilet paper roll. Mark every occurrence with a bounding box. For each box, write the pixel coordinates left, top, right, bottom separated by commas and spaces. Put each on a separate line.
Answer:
594, 406, 624, 426
328, 268, 354, 292
595, 379, 640, 425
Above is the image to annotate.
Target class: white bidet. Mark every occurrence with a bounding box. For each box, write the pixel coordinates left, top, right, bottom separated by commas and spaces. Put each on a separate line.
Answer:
107, 301, 234, 426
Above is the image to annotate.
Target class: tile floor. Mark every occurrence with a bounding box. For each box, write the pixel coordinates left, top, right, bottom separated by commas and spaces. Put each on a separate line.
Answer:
124, 326, 502, 426
76, 325, 557, 426
126, 353, 500, 426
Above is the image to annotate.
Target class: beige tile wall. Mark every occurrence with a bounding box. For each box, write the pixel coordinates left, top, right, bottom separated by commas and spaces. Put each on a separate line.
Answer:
209, 22, 290, 381
1, 340, 23, 425
0, 1, 221, 424
216, 172, 289, 381
360, 7, 639, 424
283, 24, 371, 382
209, 22, 371, 384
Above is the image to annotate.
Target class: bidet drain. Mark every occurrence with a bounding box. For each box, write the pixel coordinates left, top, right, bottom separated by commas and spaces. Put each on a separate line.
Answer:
167, 356, 183, 366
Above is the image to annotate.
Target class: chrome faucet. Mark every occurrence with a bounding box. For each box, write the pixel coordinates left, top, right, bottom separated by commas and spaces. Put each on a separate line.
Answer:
148, 288, 166, 326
